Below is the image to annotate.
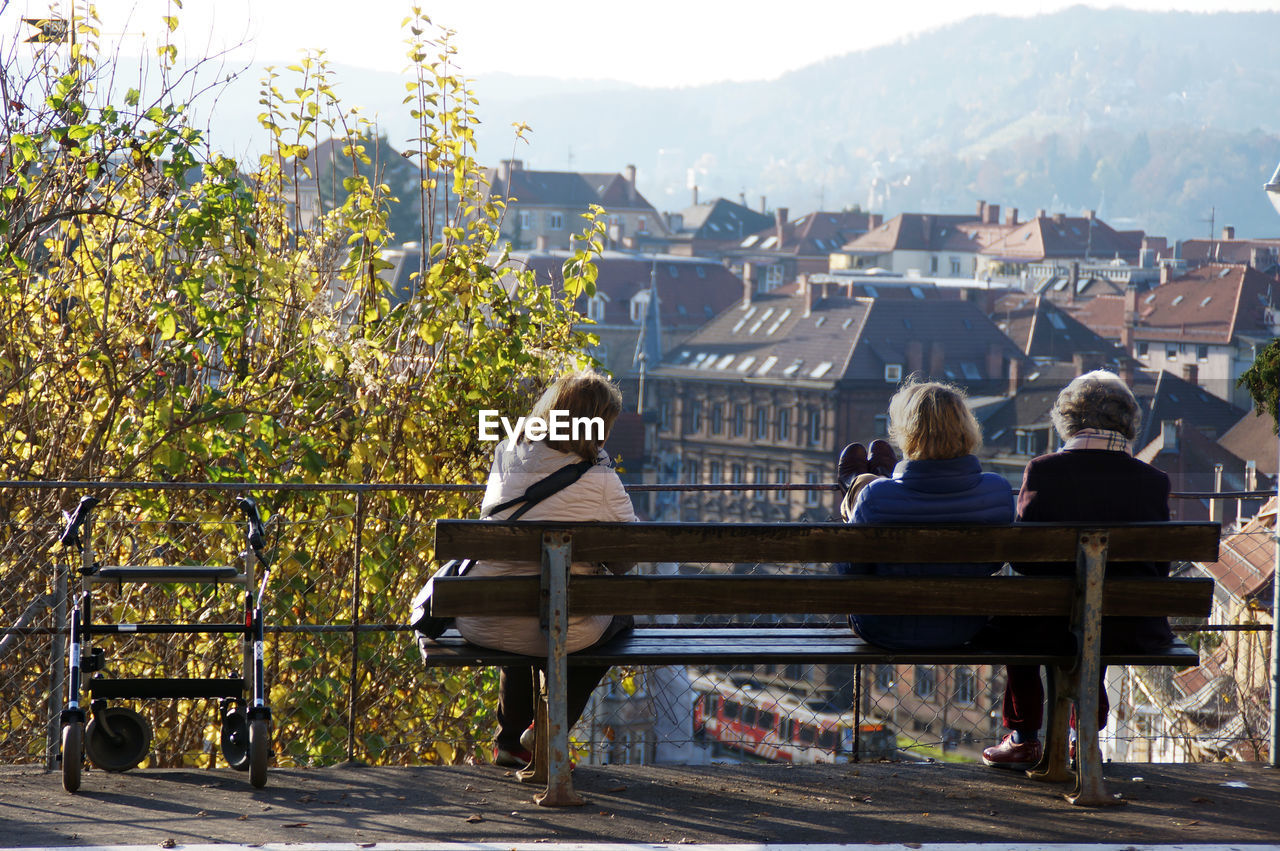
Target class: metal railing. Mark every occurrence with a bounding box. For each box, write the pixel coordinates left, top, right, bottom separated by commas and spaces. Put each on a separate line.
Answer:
0, 480, 1274, 770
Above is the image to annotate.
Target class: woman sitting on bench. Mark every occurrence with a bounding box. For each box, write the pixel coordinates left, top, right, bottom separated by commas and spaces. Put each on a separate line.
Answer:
837, 379, 1015, 650
456, 370, 636, 768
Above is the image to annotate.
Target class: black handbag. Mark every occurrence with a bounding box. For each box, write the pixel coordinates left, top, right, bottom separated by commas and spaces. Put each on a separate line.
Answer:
410, 458, 594, 640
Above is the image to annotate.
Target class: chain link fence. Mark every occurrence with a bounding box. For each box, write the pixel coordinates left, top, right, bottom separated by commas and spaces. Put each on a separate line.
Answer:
1, 482, 1273, 772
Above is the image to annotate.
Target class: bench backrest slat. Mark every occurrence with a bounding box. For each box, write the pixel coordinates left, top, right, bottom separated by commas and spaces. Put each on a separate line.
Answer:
430, 575, 1215, 618
433, 521, 1220, 564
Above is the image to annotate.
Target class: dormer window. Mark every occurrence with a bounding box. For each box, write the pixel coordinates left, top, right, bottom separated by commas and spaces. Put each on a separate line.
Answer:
630, 290, 651, 323
587, 293, 607, 323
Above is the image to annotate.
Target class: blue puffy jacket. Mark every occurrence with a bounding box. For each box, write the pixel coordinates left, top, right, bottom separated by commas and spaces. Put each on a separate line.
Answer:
839, 454, 1014, 650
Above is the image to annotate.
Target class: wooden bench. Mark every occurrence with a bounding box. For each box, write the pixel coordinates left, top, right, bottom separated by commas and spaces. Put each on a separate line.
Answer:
426, 521, 1219, 808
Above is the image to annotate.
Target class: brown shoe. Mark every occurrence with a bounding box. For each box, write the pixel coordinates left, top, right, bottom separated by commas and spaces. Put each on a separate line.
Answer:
868, 439, 897, 477
837, 443, 868, 491
981, 734, 1043, 769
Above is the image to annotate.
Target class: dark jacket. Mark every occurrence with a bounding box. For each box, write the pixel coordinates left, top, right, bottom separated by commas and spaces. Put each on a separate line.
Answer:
839, 454, 1015, 650
1014, 447, 1174, 651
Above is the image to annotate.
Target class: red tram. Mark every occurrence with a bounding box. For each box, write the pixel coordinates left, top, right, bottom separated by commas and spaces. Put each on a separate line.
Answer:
691, 672, 897, 763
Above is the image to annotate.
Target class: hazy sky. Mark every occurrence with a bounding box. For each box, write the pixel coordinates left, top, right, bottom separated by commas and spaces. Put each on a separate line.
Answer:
7, 0, 1280, 87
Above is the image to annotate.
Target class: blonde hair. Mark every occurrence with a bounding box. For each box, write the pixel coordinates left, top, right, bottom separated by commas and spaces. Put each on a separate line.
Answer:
523, 369, 623, 462
887, 379, 983, 460
1051, 369, 1141, 441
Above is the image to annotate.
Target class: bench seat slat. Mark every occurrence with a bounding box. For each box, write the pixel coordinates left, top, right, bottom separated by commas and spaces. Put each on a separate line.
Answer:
430, 575, 1214, 618
434, 521, 1220, 565
418, 628, 1199, 668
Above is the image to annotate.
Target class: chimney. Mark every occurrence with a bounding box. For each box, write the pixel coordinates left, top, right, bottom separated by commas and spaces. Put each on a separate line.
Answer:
1067, 261, 1079, 304
536, 235, 549, 251
775, 207, 788, 245
1036, 208, 1047, 219
1222, 225, 1235, 241
1008, 359, 1023, 396
976, 200, 987, 220
1052, 213, 1065, 225
986, 203, 1000, 225
692, 185, 699, 206
1182, 363, 1198, 386
1005, 207, 1018, 226
1073, 352, 1088, 375
1159, 264, 1173, 285
906, 340, 924, 374
624, 164, 637, 202
739, 192, 747, 206
986, 342, 1003, 380
741, 264, 754, 309
929, 341, 945, 376
760, 196, 767, 214
803, 277, 816, 317
868, 213, 883, 230
1086, 209, 1096, 221
1121, 283, 1138, 349
1118, 361, 1136, 388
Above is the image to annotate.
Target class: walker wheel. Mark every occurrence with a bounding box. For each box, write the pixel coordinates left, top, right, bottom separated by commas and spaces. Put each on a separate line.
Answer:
248, 718, 270, 788
61, 721, 83, 792
85, 706, 152, 772
220, 703, 251, 770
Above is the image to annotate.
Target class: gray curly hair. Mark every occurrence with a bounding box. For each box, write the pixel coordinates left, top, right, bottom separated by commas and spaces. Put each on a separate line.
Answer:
1051, 370, 1142, 441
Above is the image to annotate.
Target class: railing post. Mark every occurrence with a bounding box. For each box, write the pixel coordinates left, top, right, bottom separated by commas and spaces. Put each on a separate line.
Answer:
46, 561, 67, 770
346, 489, 365, 764
1271, 437, 1279, 769
852, 664, 862, 763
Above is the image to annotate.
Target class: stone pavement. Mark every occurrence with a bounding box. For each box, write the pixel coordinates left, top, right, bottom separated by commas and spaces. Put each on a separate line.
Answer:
2, 761, 1279, 847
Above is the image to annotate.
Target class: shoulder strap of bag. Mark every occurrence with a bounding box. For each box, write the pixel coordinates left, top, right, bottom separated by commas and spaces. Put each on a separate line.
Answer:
483, 458, 596, 521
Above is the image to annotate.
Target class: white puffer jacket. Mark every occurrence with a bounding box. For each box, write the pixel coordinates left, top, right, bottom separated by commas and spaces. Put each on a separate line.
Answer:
455, 439, 636, 655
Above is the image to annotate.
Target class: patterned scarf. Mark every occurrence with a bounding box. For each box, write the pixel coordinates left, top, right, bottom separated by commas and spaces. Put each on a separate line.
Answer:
1062, 428, 1131, 455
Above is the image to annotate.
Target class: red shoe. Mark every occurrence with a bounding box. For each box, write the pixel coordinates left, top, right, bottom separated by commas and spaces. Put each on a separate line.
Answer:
981, 734, 1042, 769
493, 745, 531, 767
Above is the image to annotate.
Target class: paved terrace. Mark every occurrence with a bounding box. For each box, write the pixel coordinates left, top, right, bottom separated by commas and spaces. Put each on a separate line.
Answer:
2, 762, 1278, 847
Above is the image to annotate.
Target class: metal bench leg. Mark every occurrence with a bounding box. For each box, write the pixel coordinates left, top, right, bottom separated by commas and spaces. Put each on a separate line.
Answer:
535, 532, 583, 807
1067, 530, 1123, 807
1027, 664, 1073, 783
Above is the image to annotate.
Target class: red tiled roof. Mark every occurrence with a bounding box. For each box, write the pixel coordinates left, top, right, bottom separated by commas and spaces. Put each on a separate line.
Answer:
519, 253, 743, 330
1198, 496, 1276, 604
981, 215, 1141, 263
739, 210, 880, 258
1219, 411, 1279, 473
991, 293, 1131, 361
841, 213, 982, 254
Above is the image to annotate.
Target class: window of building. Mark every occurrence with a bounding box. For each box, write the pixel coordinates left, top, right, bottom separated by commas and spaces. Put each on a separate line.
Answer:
709, 461, 722, 484
753, 465, 767, 500
930, 256, 939, 273
659, 401, 671, 432
766, 264, 784, 288
638, 216, 648, 233
777, 408, 791, 442
1166, 343, 1178, 360
874, 414, 889, 438
885, 364, 902, 382
755, 405, 768, 439
913, 665, 936, 700
684, 459, 700, 483
630, 290, 650, 323
733, 404, 746, 437
548, 212, 563, 230
1197, 344, 1209, 361
1137, 341, 1149, 358
875, 665, 895, 692
775, 467, 788, 502
954, 667, 976, 705
518, 210, 531, 229
731, 463, 744, 484
586, 293, 606, 323
807, 409, 822, 446
689, 399, 703, 433
950, 257, 961, 275
804, 471, 820, 507
710, 403, 723, 435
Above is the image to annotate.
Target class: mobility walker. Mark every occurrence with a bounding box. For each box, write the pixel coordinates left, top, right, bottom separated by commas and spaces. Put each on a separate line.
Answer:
57, 495, 274, 792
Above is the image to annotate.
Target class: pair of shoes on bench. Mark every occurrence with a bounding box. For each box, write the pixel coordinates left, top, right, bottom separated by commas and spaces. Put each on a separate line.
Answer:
837, 440, 897, 491
981, 733, 1042, 769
